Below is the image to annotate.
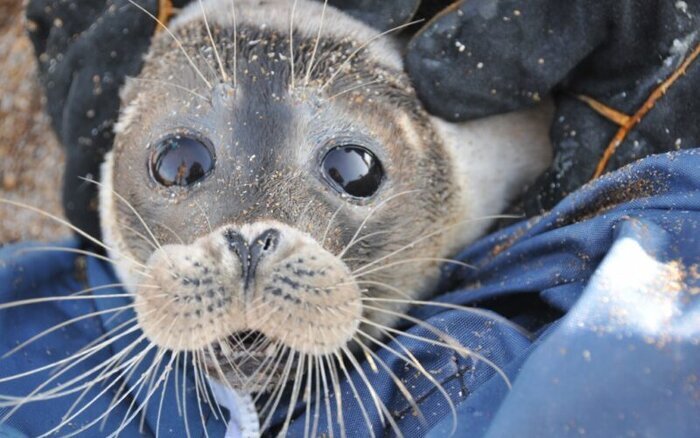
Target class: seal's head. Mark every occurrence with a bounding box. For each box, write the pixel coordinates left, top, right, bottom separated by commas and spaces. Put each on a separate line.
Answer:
101, 0, 549, 401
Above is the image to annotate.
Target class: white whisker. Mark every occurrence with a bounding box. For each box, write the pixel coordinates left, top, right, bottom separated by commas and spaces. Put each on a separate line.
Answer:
320, 19, 424, 92
360, 311, 511, 389
288, 0, 299, 91
126, 0, 212, 89
198, 0, 228, 83
353, 257, 474, 277
2, 303, 136, 359
362, 297, 532, 339
303, 0, 329, 88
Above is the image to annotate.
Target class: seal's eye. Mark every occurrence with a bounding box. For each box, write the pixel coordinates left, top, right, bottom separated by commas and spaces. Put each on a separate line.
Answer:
150, 135, 214, 187
321, 145, 383, 198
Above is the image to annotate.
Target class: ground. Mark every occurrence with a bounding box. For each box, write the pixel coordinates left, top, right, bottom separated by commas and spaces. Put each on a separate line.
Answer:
0, 0, 67, 243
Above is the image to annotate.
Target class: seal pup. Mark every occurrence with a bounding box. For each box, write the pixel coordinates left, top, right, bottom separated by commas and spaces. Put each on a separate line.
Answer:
1, 0, 551, 435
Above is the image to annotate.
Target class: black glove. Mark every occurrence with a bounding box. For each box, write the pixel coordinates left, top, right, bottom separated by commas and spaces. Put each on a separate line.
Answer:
402, 0, 700, 215
25, 0, 190, 240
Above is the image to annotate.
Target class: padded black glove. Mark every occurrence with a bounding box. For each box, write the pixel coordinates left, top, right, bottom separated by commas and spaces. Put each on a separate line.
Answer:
25, 0, 190, 240
402, 0, 700, 215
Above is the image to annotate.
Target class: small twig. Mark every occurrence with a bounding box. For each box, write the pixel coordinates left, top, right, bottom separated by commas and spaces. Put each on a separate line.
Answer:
576, 94, 630, 126
591, 41, 700, 180
156, 0, 175, 33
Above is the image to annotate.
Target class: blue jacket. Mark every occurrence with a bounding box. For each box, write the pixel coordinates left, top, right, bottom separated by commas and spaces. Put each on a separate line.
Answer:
1, 149, 699, 437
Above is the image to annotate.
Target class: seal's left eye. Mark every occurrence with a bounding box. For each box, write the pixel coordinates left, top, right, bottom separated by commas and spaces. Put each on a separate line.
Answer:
150, 135, 214, 187
321, 145, 383, 198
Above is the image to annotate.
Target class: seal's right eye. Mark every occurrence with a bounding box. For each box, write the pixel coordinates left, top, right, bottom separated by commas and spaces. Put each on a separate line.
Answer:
150, 135, 214, 187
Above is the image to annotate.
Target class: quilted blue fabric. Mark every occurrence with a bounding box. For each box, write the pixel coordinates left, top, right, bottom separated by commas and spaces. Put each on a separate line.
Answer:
1, 149, 698, 437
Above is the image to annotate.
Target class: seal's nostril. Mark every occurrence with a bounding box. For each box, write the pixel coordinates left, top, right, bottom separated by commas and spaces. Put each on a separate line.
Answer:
250, 229, 280, 264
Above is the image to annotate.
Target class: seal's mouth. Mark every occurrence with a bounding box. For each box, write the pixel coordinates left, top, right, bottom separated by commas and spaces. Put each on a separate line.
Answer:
208, 330, 268, 369
204, 330, 294, 391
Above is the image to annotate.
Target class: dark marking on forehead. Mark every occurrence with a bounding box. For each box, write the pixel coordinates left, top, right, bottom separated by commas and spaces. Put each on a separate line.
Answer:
231, 77, 295, 166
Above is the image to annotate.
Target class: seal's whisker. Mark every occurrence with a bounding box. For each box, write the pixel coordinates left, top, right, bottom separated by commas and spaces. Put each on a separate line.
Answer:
1, 331, 149, 427
362, 297, 533, 339
338, 189, 422, 259
103, 307, 131, 326
350, 279, 413, 300
55, 346, 164, 438
198, 41, 221, 79
96, 337, 155, 430
2, 303, 137, 359
81, 177, 169, 263
117, 218, 160, 252
357, 327, 458, 436
341, 345, 402, 437
339, 232, 395, 263
359, 311, 512, 389
259, 346, 295, 425
125, 0, 212, 89
0, 331, 146, 415
0, 198, 144, 269
49, 331, 153, 404
174, 350, 184, 418
295, 199, 316, 232
327, 79, 382, 101
350, 214, 520, 275
327, 354, 345, 437
248, 341, 284, 396
194, 199, 214, 233
204, 344, 234, 421
355, 338, 428, 428
227, 332, 257, 360
228, 0, 238, 88
304, 0, 329, 89
109, 350, 175, 438
198, 0, 228, 83
319, 19, 423, 93
311, 351, 322, 437
0, 293, 149, 312
130, 77, 208, 101
50, 307, 160, 393
109, 316, 179, 432
156, 351, 177, 438
353, 257, 475, 277
279, 351, 306, 437
154, 221, 187, 245
195, 349, 219, 419
52, 314, 143, 376
15, 246, 152, 276
288, 0, 299, 91
181, 350, 193, 438
247, 318, 291, 390
214, 339, 246, 382
302, 354, 314, 438
334, 350, 376, 438
91, 339, 159, 430
321, 204, 343, 247
138, 351, 165, 433
191, 350, 213, 438
317, 355, 335, 438
36, 346, 157, 437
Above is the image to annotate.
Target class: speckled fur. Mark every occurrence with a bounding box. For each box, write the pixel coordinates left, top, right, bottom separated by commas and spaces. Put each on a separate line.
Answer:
101, 0, 551, 399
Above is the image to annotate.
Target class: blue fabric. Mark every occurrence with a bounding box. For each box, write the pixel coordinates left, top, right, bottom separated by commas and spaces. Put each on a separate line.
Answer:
1, 149, 699, 437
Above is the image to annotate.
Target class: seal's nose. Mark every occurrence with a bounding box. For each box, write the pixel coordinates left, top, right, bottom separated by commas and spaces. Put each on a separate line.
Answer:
224, 228, 280, 288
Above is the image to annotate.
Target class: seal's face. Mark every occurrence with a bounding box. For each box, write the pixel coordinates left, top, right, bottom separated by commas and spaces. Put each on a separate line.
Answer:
102, 0, 465, 393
